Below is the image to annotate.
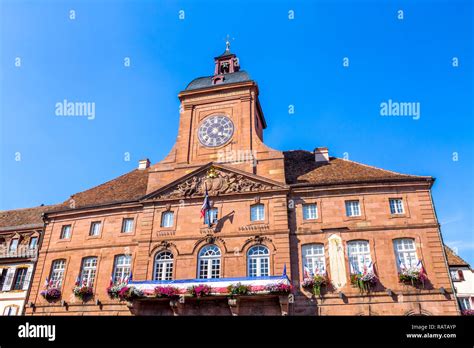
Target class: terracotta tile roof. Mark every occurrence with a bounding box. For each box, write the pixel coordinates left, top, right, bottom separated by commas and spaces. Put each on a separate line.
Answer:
444, 245, 470, 267
0, 205, 57, 230
58, 168, 150, 211
283, 150, 432, 186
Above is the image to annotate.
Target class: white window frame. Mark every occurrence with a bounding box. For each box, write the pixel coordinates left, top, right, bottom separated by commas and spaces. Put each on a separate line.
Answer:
347, 240, 372, 274
459, 297, 472, 310
389, 198, 404, 215
247, 245, 270, 277
345, 200, 361, 217
113, 255, 131, 284
303, 204, 318, 220
250, 204, 265, 222
302, 244, 326, 276
153, 251, 174, 281
198, 245, 221, 279
204, 208, 218, 225
3, 305, 18, 316
12, 268, 28, 290
50, 259, 66, 288
393, 239, 418, 270
9, 239, 19, 252
29, 237, 38, 249
80, 257, 98, 287
89, 221, 101, 236
60, 225, 71, 239
161, 212, 174, 228
121, 218, 134, 233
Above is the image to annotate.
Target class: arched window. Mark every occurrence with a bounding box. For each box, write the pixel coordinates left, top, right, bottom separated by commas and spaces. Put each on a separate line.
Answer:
247, 245, 270, 277
113, 255, 131, 284
197, 245, 221, 279
154, 251, 173, 281
50, 259, 66, 288
302, 244, 326, 277
393, 238, 418, 269
347, 240, 372, 274
80, 257, 98, 287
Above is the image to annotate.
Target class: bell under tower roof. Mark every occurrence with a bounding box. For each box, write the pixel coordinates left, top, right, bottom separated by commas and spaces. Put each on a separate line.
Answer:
184, 39, 251, 91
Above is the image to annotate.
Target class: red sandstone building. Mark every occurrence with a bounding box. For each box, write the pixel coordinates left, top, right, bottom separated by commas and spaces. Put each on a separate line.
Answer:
2, 44, 459, 315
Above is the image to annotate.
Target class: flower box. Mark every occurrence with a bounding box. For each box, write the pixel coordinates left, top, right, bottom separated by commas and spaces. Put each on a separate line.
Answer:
154, 286, 180, 298
107, 284, 127, 299
227, 283, 251, 297
461, 309, 474, 316
40, 288, 61, 301
399, 267, 427, 287
188, 284, 212, 298
73, 285, 93, 301
265, 283, 292, 294
302, 274, 328, 296
118, 286, 144, 301
350, 272, 377, 293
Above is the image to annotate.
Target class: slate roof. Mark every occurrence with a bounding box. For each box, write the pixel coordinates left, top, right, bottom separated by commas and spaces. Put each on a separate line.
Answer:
185, 71, 251, 91
445, 245, 470, 267
283, 150, 432, 186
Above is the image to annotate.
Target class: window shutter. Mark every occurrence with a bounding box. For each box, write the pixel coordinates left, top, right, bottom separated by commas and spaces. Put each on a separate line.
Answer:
458, 270, 465, 281
2, 268, 15, 291
22, 267, 32, 290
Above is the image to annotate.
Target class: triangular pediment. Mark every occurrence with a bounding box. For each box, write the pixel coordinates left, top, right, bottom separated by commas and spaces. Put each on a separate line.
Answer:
142, 163, 287, 201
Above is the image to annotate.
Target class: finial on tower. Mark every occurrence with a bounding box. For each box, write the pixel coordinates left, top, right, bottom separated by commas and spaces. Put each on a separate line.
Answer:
225, 34, 231, 52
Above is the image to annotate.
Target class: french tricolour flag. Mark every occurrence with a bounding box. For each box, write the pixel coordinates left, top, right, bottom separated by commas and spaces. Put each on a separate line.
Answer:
200, 186, 211, 220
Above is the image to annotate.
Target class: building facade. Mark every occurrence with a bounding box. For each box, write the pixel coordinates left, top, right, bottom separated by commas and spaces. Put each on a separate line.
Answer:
2, 45, 459, 316
445, 246, 474, 315
0, 206, 51, 315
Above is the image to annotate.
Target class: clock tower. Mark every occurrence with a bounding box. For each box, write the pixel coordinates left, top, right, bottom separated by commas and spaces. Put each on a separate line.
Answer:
146, 42, 286, 194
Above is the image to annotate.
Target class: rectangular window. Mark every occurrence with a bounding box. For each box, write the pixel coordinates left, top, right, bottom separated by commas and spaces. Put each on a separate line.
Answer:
29, 237, 38, 249
204, 208, 218, 225
89, 222, 101, 236
113, 255, 131, 284
250, 204, 265, 221
303, 204, 318, 220
121, 218, 134, 233
12, 268, 28, 290
60, 225, 71, 239
9, 239, 19, 252
389, 198, 404, 214
50, 260, 66, 288
161, 212, 174, 228
80, 257, 98, 287
345, 200, 361, 217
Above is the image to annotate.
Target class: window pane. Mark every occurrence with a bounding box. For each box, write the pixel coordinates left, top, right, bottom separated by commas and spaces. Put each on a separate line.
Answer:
204, 209, 218, 225
198, 245, 220, 279
60, 225, 71, 239
247, 245, 270, 277
302, 244, 326, 277
51, 260, 65, 287
161, 212, 174, 228
122, 219, 134, 233
347, 241, 372, 274
154, 252, 173, 280
9, 239, 19, 251
345, 201, 361, 217
303, 204, 318, 220
251, 204, 265, 221
394, 239, 418, 269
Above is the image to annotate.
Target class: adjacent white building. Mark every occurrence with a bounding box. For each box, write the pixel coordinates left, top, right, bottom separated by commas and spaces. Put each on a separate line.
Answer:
445, 246, 474, 314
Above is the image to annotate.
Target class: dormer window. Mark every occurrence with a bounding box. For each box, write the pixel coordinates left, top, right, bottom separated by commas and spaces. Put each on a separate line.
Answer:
9, 239, 19, 252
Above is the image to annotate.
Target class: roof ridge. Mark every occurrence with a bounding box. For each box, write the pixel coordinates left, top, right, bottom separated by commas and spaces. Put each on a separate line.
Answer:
334, 157, 430, 178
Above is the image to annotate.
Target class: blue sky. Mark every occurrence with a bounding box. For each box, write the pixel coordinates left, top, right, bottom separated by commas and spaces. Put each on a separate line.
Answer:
1, 0, 472, 263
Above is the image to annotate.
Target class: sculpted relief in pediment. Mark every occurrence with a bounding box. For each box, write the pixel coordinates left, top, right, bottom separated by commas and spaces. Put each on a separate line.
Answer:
154, 166, 281, 199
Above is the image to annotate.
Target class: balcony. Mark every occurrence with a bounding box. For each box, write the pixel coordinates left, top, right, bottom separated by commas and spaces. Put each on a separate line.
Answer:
0, 245, 37, 259
124, 275, 292, 316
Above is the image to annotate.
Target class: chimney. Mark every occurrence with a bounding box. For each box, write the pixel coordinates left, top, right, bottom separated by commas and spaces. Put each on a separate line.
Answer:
314, 147, 329, 163
138, 158, 150, 170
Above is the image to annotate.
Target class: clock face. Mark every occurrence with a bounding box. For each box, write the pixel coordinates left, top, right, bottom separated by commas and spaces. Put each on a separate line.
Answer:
198, 115, 234, 148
